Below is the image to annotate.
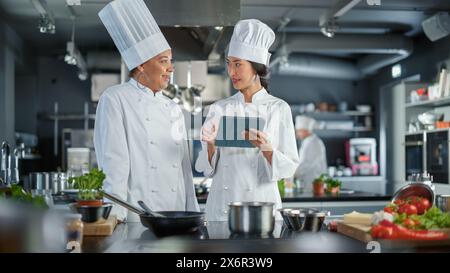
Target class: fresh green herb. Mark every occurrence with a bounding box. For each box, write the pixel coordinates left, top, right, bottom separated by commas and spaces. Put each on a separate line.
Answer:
394, 206, 450, 230
313, 173, 327, 184
0, 184, 48, 208
325, 177, 342, 189
68, 168, 106, 200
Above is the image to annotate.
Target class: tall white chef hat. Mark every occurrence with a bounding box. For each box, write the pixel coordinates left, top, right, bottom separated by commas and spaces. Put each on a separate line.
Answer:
295, 115, 316, 131
98, 0, 171, 70
228, 19, 275, 66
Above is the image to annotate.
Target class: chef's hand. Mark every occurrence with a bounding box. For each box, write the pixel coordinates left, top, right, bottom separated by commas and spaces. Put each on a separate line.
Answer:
202, 123, 218, 163
202, 123, 218, 146
243, 128, 273, 165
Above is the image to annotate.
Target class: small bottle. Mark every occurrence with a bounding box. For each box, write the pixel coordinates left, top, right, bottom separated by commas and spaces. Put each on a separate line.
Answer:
65, 213, 84, 251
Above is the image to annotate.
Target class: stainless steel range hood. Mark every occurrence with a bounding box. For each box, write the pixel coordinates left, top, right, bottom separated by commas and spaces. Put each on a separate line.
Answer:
148, 0, 240, 27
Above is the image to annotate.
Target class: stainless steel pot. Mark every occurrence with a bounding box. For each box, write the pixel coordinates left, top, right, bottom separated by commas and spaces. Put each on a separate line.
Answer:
436, 194, 450, 212
228, 202, 274, 235
28, 172, 50, 191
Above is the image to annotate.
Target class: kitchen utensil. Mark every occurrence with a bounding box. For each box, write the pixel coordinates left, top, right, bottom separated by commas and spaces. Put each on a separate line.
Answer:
101, 191, 205, 236
1, 141, 11, 185
69, 202, 113, 223
436, 194, 450, 212
277, 208, 293, 229
286, 208, 327, 232
228, 202, 274, 235
391, 182, 435, 205
50, 172, 68, 195
137, 200, 166, 218
28, 172, 51, 191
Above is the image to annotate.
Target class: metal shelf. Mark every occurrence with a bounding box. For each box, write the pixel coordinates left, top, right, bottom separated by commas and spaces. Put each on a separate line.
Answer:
304, 111, 373, 117
316, 127, 374, 132
405, 96, 450, 108
405, 127, 450, 135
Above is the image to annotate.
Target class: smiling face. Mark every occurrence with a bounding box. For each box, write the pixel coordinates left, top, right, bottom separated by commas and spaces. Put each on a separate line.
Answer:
137, 49, 173, 91
226, 56, 257, 90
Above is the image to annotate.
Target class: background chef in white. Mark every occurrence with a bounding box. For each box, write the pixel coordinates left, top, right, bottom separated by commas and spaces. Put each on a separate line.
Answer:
95, 0, 199, 222
195, 19, 299, 221
294, 115, 328, 191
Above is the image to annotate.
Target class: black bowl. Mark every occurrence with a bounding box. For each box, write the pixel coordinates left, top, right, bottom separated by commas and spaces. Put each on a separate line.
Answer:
69, 202, 113, 223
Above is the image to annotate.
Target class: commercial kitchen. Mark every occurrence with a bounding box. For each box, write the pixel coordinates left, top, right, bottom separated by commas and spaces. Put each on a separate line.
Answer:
1, 0, 450, 254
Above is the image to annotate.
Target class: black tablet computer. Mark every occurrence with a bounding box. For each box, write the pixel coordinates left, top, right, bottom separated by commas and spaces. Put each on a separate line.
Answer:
215, 116, 266, 148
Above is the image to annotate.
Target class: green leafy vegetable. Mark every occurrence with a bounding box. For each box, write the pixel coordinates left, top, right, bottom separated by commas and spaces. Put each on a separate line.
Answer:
394, 206, 450, 230
325, 177, 342, 188
0, 184, 48, 208
68, 168, 106, 200
313, 174, 327, 184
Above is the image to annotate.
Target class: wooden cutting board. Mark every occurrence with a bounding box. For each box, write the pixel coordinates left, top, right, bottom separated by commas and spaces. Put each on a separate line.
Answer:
337, 221, 372, 243
337, 221, 450, 249
83, 215, 117, 236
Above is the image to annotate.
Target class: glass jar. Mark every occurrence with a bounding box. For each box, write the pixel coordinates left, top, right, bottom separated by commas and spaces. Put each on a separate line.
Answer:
65, 213, 84, 251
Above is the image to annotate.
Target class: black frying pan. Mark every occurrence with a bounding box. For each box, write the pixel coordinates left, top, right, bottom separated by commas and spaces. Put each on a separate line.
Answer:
101, 191, 205, 236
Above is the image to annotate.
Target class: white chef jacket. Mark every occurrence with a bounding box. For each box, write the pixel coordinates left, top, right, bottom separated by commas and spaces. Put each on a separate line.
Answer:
94, 78, 199, 222
195, 88, 299, 221
295, 134, 327, 190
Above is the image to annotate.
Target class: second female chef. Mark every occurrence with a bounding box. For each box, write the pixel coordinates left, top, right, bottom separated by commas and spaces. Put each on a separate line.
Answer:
195, 19, 299, 221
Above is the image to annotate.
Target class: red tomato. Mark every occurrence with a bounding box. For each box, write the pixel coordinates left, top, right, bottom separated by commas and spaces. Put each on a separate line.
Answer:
419, 198, 431, 211
398, 204, 418, 215
384, 206, 395, 213
408, 196, 431, 214
403, 218, 416, 229
394, 199, 405, 206
371, 225, 394, 239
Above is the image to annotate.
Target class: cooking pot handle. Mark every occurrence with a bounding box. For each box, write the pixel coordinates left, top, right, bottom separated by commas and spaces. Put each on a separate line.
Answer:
100, 190, 144, 215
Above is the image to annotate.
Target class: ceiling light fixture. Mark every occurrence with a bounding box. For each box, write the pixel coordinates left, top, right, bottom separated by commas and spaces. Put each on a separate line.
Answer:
31, 0, 56, 34
64, 18, 88, 80
319, 0, 361, 38
38, 14, 55, 34
320, 19, 339, 38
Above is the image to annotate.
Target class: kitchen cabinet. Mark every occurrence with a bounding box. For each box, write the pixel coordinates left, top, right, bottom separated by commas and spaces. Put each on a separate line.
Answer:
403, 81, 450, 185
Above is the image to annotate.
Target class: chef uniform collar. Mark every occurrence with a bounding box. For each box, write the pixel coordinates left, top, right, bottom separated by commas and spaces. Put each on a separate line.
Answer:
129, 78, 165, 99
236, 88, 268, 104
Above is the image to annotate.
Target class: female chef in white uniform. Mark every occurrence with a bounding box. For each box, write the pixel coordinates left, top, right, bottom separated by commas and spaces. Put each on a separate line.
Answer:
195, 19, 299, 221
95, 0, 199, 222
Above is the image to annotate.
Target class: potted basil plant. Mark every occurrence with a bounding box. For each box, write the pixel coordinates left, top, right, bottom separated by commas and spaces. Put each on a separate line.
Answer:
68, 168, 105, 207
325, 177, 342, 194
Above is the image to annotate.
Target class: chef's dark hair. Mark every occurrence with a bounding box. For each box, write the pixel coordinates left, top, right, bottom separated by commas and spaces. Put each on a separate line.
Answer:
249, 61, 269, 93
129, 67, 138, 78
